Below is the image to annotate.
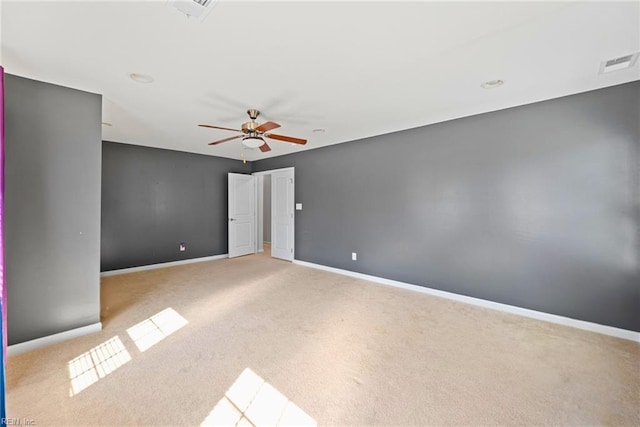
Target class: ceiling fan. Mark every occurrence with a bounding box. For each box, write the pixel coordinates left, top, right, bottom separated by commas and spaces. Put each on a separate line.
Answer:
199, 109, 307, 153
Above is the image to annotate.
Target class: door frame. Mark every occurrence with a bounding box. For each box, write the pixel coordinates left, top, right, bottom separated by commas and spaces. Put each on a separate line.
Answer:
252, 167, 295, 259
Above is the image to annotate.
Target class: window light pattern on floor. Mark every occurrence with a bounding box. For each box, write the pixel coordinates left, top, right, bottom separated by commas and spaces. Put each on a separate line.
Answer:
201, 368, 316, 426
68, 335, 131, 396
126, 307, 188, 352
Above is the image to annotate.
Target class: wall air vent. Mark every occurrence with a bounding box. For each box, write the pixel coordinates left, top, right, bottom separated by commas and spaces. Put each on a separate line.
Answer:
599, 52, 639, 74
168, 0, 217, 20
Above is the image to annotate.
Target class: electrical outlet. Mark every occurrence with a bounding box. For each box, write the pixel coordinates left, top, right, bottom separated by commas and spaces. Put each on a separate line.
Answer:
352, 252, 357, 261
179, 242, 186, 252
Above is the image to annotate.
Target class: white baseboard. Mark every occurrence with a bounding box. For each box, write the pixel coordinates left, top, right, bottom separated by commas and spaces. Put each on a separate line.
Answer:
101, 254, 228, 277
8, 322, 103, 356
293, 260, 640, 343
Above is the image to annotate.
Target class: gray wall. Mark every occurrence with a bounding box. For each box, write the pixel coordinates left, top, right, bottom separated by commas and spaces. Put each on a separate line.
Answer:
254, 81, 640, 332
263, 174, 271, 243
101, 142, 250, 271
5, 74, 102, 345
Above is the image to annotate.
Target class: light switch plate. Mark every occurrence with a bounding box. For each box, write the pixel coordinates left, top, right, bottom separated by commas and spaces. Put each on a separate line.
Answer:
295, 203, 302, 210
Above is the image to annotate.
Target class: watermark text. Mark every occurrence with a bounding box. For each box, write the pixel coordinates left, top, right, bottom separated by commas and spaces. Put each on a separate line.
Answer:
1, 418, 36, 426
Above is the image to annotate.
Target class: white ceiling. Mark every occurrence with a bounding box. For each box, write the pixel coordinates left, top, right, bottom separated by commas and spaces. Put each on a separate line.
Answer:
1, 1, 639, 161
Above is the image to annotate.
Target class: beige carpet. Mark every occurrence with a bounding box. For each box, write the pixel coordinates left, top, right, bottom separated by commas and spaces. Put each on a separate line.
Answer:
7, 251, 640, 426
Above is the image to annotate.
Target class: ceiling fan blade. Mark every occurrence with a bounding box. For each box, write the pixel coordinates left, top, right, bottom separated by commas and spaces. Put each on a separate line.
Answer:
259, 142, 271, 152
255, 121, 281, 133
208, 135, 243, 145
198, 124, 242, 132
265, 133, 307, 145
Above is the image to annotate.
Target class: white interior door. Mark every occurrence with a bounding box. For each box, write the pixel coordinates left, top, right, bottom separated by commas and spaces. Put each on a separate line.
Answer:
228, 173, 256, 258
271, 170, 294, 261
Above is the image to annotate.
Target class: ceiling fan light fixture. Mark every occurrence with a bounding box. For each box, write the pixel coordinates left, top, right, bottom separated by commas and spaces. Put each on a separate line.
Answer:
242, 136, 264, 148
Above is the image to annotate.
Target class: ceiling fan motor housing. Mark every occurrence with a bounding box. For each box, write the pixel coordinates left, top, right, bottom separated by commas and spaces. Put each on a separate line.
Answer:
242, 109, 262, 135
241, 121, 259, 134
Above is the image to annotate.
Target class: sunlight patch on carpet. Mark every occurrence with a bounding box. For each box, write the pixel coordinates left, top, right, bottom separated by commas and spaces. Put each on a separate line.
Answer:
201, 368, 316, 426
68, 335, 131, 396
127, 307, 188, 352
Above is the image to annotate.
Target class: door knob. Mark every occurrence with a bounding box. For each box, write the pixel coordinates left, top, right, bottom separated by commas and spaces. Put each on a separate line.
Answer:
229, 218, 236, 221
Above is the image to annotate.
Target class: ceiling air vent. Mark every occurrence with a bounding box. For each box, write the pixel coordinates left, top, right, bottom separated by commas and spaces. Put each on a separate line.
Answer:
599, 52, 639, 74
168, 0, 217, 19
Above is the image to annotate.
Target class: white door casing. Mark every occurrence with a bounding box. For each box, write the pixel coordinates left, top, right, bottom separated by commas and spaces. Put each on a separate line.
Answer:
228, 173, 256, 258
271, 169, 294, 261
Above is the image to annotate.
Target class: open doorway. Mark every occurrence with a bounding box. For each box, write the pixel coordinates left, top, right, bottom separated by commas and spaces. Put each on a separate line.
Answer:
262, 174, 272, 255
253, 168, 294, 261
254, 174, 272, 256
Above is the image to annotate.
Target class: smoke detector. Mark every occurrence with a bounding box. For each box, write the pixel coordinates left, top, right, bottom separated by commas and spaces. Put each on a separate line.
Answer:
168, 0, 217, 19
599, 53, 639, 74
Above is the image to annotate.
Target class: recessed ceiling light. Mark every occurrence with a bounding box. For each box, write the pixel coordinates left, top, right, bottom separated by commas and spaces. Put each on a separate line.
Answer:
481, 80, 504, 89
101, 122, 112, 127
599, 53, 639, 74
129, 73, 154, 83
312, 129, 325, 133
